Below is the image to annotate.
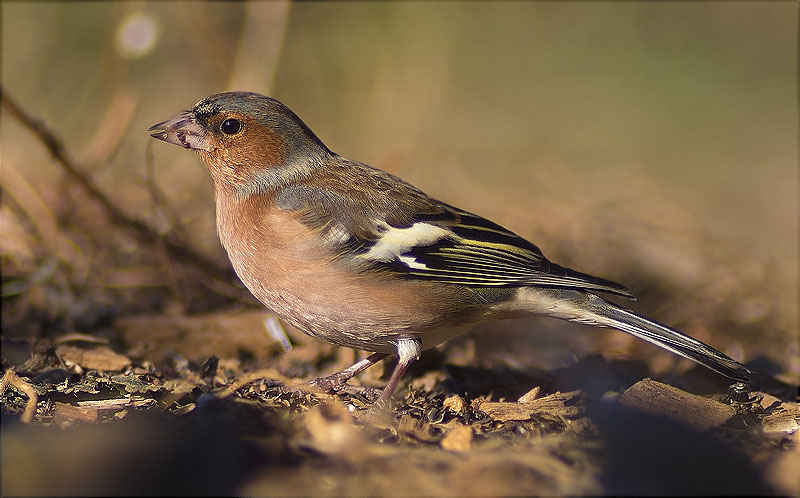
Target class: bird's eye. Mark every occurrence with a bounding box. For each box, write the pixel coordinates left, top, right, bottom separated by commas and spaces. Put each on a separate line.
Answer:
220, 118, 242, 135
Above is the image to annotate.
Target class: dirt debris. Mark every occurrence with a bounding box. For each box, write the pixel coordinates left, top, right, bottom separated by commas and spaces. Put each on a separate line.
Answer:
1, 317, 797, 496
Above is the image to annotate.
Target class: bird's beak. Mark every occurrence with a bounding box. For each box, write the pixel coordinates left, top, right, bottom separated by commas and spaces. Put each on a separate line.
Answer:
148, 110, 210, 151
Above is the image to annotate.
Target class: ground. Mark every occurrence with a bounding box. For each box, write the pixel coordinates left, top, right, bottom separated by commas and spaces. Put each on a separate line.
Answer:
1, 309, 797, 496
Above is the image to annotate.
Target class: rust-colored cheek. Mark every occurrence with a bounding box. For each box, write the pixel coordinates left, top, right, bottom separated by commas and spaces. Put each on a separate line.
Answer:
198, 124, 289, 190
239, 125, 288, 169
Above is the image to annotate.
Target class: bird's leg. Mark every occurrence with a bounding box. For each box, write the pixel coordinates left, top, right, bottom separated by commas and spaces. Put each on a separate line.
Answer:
376, 338, 422, 407
311, 352, 388, 399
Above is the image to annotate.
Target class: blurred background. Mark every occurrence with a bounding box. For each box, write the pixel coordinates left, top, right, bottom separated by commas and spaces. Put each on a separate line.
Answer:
1, 3, 797, 496
1, 2, 797, 382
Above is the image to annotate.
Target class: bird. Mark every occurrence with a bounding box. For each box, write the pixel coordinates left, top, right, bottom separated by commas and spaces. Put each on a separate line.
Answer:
149, 91, 753, 406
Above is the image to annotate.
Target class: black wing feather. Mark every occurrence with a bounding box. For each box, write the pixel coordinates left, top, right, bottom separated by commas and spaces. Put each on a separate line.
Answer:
372, 205, 635, 299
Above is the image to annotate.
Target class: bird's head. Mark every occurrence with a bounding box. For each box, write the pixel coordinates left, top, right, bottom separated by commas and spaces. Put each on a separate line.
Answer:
149, 92, 330, 196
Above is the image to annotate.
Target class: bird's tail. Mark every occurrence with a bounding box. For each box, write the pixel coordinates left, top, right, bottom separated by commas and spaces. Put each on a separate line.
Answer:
593, 297, 753, 382
518, 288, 754, 383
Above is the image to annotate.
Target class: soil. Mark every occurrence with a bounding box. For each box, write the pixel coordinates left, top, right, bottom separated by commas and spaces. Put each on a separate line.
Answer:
1, 310, 797, 496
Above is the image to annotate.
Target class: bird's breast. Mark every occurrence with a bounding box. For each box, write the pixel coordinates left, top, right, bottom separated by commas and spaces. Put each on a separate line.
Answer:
213, 195, 487, 352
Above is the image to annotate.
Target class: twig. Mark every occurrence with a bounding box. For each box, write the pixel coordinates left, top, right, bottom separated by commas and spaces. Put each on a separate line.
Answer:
0, 86, 236, 285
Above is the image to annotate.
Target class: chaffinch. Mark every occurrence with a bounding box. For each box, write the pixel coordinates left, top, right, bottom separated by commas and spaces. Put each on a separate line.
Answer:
149, 92, 753, 405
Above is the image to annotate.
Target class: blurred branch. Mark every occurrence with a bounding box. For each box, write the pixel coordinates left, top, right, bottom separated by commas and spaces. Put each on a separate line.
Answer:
144, 140, 191, 243
81, 88, 139, 167
2, 160, 87, 277
0, 86, 236, 286
228, 2, 290, 93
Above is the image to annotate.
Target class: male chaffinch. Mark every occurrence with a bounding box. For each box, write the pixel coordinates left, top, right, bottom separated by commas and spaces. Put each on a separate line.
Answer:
149, 92, 753, 406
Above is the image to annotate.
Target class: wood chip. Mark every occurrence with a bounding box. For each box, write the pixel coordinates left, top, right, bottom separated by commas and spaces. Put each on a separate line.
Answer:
53, 402, 99, 425
759, 395, 800, 435
525, 391, 581, 412
54, 333, 109, 344
518, 386, 541, 404
0, 369, 38, 423
302, 402, 362, 454
478, 401, 536, 422
441, 424, 473, 452
619, 378, 736, 431
397, 414, 436, 442
476, 390, 582, 422
76, 397, 155, 410
56, 344, 131, 371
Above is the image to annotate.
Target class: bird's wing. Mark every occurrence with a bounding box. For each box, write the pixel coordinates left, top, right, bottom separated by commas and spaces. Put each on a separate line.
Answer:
276, 162, 634, 299
364, 205, 634, 298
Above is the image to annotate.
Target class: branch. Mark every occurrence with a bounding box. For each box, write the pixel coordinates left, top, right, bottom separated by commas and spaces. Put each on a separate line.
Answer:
0, 86, 236, 284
